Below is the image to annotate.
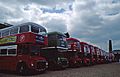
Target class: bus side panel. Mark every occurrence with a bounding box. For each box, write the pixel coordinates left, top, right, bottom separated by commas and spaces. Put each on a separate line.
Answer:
16, 32, 35, 44
0, 56, 4, 70
0, 56, 18, 71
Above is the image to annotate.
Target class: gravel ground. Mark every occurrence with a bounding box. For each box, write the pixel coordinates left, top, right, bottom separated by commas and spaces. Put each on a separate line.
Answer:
0, 63, 120, 77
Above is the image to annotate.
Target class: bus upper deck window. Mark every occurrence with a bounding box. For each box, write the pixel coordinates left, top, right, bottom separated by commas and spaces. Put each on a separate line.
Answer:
31, 25, 39, 33
2, 30, 9, 37
20, 25, 29, 33
10, 27, 18, 35
39, 28, 47, 36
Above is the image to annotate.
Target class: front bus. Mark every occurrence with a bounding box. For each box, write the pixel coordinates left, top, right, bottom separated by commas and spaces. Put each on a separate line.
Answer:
41, 32, 69, 70
0, 22, 48, 75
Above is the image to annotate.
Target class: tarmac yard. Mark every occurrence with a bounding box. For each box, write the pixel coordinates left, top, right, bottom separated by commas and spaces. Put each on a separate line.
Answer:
0, 63, 120, 77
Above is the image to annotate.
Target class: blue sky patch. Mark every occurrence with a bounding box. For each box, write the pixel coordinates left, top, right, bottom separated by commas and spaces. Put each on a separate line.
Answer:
40, 7, 65, 13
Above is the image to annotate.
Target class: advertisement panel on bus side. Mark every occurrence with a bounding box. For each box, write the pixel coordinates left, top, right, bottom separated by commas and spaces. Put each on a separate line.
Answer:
0, 36, 17, 44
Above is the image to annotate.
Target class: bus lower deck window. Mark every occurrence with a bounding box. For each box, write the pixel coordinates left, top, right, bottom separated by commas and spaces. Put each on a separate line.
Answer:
0, 49, 7, 55
8, 49, 16, 55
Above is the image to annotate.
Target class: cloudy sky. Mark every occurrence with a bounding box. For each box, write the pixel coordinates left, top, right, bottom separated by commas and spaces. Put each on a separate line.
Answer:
0, 0, 120, 51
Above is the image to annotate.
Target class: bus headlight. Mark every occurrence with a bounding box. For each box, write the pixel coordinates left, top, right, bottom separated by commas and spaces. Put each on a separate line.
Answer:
46, 62, 48, 66
57, 57, 61, 64
31, 63, 34, 66
74, 61, 77, 63
58, 57, 61, 61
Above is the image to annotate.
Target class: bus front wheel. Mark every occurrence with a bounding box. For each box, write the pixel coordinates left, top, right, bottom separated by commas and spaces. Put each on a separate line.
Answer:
16, 63, 29, 75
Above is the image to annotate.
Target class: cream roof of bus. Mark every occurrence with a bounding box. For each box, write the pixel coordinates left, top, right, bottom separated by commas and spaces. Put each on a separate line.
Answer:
18, 22, 46, 32
0, 22, 47, 37
0, 22, 46, 32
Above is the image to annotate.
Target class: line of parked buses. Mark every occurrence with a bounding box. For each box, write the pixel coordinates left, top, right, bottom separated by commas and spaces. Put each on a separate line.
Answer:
0, 22, 115, 75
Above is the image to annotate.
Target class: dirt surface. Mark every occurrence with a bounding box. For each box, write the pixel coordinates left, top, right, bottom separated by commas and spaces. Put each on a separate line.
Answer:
0, 63, 120, 77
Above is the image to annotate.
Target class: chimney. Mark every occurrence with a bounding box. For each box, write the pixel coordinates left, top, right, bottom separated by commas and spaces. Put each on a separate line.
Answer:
109, 40, 112, 53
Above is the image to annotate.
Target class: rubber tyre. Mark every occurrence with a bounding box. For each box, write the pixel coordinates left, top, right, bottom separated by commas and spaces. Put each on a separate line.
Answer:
16, 63, 29, 75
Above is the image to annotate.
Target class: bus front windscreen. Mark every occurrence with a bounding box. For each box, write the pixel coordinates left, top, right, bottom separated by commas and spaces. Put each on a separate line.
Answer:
30, 46, 40, 56
67, 40, 81, 51
57, 35, 67, 48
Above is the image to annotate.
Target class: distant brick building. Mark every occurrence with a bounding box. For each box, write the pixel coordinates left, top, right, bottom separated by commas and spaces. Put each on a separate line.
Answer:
112, 50, 120, 62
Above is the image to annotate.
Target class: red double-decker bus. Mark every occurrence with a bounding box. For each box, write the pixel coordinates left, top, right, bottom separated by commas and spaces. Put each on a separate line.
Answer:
0, 22, 48, 75
89, 44, 96, 65
65, 38, 83, 67
80, 42, 91, 66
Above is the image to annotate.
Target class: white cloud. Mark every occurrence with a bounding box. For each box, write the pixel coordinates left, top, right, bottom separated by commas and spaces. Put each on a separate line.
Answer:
68, 0, 120, 51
